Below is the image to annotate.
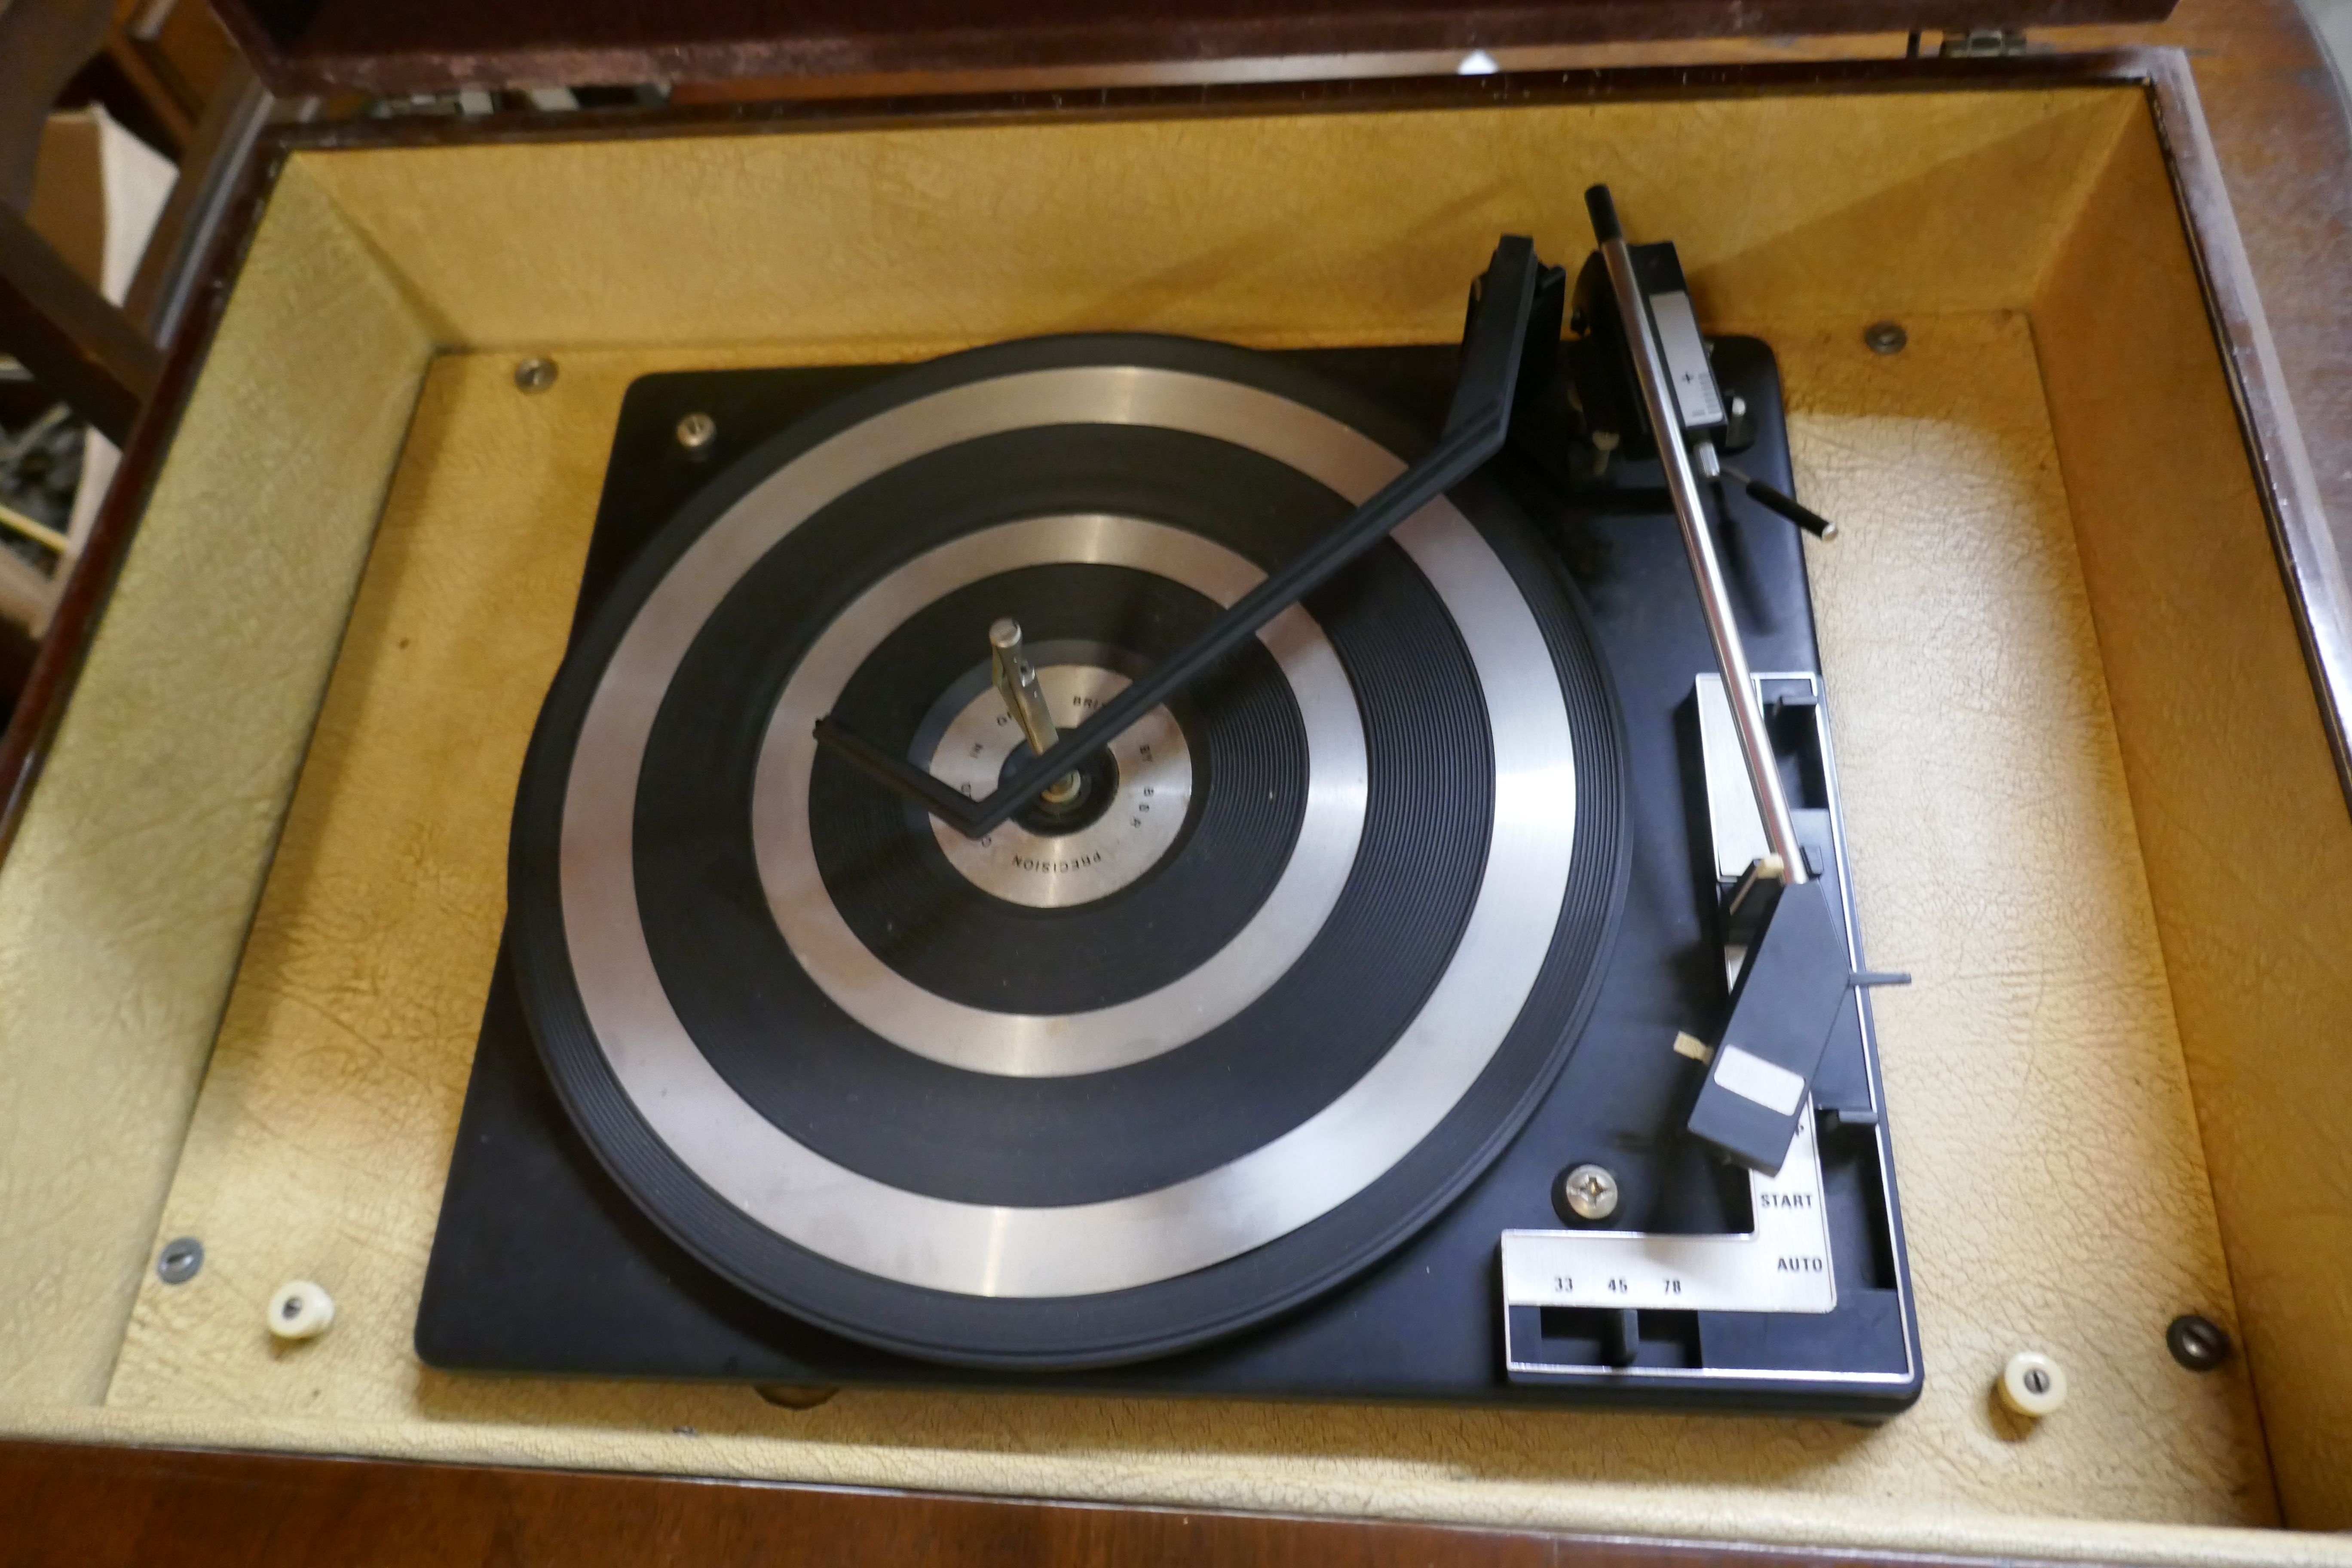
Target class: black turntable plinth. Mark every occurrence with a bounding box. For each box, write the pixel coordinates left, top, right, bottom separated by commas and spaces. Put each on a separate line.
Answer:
418, 224, 1919, 1415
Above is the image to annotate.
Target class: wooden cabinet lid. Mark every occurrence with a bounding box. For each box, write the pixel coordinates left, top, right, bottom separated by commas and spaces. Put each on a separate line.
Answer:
213, 0, 2177, 97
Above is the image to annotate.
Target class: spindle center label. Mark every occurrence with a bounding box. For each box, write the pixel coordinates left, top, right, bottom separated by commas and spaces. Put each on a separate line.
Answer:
926, 665, 1192, 909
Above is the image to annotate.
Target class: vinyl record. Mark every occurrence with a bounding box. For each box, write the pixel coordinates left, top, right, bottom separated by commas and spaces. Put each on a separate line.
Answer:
507, 334, 1629, 1368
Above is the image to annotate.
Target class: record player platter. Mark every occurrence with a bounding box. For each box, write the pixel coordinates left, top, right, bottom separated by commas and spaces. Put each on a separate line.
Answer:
507, 333, 1628, 1367
425, 205, 1921, 1414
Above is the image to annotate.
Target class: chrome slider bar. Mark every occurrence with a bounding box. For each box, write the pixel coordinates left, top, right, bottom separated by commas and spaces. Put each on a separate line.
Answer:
1586, 185, 1808, 886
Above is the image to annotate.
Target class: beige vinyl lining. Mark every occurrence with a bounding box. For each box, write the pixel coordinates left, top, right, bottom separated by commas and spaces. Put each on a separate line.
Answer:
0, 161, 437, 1408
2030, 102, 2352, 1530
0, 84, 2345, 1553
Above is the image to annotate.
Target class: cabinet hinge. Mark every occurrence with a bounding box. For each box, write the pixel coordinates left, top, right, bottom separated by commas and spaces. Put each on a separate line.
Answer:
1939, 29, 2030, 58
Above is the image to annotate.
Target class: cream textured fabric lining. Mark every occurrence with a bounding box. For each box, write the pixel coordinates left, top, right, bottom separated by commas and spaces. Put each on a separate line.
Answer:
63, 321, 2296, 1556
0, 162, 435, 1407
294, 93, 2136, 354
2033, 115, 2352, 1530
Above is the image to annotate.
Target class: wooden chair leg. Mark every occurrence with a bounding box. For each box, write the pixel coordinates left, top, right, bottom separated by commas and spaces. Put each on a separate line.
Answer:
0, 201, 159, 444
0, 0, 115, 212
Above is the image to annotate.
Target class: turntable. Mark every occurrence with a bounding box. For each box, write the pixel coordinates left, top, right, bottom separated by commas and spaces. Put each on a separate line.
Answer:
418, 190, 1921, 1415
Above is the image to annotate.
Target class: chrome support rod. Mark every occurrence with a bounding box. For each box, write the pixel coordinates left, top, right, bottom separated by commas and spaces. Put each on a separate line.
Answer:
989, 616, 1061, 756
989, 617, 1080, 805
1589, 190, 1807, 885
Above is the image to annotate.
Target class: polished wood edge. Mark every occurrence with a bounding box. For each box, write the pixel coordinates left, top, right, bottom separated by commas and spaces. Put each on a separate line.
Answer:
268, 48, 2182, 154
211, 0, 2180, 100
0, 134, 290, 863
0, 1436, 2118, 1568
2136, 48, 2352, 821
122, 53, 276, 348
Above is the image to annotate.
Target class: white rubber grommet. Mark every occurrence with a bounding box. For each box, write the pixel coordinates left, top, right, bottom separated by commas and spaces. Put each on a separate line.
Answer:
266, 1280, 335, 1341
1998, 1350, 2067, 1417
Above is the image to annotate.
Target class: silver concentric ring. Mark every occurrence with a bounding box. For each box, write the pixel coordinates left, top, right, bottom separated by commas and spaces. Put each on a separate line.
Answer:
557, 364, 1577, 1298
750, 513, 1366, 1075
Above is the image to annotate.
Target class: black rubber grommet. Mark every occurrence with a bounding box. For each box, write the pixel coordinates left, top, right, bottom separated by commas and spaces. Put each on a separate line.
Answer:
2166, 1313, 2232, 1372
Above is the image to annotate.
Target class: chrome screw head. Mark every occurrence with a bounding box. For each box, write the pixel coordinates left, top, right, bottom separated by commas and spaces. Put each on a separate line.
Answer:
156, 1237, 204, 1284
1863, 321, 1909, 355
675, 411, 718, 452
513, 357, 558, 392
1558, 1163, 1620, 1222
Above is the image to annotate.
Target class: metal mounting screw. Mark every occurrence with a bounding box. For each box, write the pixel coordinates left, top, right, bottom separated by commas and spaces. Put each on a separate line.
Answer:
156, 1237, 204, 1284
514, 357, 558, 392
1863, 321, 1908, 356
675, 411, 718, 452
2167, 1313, 2232, 1372
1556, 1163, 1620, 1222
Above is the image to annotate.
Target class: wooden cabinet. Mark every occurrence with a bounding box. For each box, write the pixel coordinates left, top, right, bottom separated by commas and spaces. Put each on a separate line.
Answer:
3, 2, 2349, 1558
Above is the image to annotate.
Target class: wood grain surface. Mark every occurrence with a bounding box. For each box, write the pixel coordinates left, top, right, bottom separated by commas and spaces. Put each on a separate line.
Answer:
0, 1439, 2094, 1568
206, 0, 2177, 97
